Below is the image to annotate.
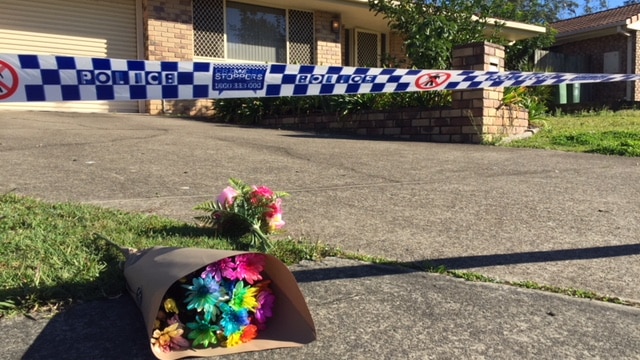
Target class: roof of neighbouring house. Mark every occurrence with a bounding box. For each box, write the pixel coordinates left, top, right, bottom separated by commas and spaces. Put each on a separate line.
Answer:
552, 3, 640, 39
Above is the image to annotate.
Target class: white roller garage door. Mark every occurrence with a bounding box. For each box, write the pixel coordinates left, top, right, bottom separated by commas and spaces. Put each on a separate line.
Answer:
0, 0, 140, 113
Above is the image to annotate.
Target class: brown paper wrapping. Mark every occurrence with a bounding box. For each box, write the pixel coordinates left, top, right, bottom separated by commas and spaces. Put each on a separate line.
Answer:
123, 246, 316, 359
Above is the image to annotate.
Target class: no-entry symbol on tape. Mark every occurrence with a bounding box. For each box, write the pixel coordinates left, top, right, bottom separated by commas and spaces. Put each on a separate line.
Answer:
0, 60, 19, 100
415, 72, 451, 90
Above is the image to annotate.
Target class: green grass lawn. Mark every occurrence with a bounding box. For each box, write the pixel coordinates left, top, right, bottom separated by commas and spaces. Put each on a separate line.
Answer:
500, 109, 640, 156
0, 193, 336, 318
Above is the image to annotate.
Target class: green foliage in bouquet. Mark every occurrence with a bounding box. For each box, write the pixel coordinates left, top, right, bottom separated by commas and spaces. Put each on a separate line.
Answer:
195, 179, 289, 252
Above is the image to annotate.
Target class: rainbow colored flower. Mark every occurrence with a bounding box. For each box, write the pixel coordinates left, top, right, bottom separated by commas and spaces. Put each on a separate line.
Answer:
152, 254, 275, 352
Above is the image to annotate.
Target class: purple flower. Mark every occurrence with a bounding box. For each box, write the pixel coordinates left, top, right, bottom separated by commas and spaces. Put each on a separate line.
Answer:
255, 289, 275, 328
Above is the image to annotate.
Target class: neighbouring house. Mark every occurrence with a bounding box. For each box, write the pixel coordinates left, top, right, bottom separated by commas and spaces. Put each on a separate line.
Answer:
543, 4, 640, 107
0, 0, 544, 114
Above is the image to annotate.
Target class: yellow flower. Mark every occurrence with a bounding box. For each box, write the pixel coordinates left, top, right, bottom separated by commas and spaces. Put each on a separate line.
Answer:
230, 282, 259, 312
164, 298, 179, 314
225, 332, 243, 347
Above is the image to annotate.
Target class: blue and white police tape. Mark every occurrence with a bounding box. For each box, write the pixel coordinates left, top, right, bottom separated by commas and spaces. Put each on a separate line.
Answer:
0, 53, 637, 103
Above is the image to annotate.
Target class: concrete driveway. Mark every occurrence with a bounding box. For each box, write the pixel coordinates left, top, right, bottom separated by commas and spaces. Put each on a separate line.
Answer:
1, 111, 639, 302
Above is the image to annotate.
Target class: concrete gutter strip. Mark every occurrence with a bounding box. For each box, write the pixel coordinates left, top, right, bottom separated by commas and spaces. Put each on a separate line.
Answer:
497, 127, 541, 145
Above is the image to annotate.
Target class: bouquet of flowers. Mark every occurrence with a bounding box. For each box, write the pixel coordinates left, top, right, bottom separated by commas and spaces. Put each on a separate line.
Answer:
119, 246, 316, 360
195, 179, 289, 252
152, 253, 275, 353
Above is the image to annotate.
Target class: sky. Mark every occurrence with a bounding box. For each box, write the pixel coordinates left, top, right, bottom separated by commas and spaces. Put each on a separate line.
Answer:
551, 0, 631, 20
604, 0, 627, 7
575, 0, 629, 16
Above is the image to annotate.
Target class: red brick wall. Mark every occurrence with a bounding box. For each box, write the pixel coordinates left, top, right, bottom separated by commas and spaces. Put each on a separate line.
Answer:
552, 34, 630, 104
259, 106, 528, 143
144, 0, 193, 61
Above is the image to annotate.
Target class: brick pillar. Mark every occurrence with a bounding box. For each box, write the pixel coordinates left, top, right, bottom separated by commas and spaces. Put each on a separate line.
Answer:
451, 42, 528, 143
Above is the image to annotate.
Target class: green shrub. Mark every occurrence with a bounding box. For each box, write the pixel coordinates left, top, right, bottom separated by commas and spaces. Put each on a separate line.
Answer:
212, 91, 452, 123
503, 85, 553, 124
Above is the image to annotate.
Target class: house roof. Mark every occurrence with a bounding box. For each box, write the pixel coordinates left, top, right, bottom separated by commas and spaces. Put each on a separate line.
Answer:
552, 4, 640, 43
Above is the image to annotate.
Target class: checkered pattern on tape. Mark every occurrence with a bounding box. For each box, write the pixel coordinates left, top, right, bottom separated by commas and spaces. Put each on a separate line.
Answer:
444, 71, 518, 90
444, 71, 640, 90
16, 55, 212, 101
263, 65, 419, 97
9, 54, 640, 101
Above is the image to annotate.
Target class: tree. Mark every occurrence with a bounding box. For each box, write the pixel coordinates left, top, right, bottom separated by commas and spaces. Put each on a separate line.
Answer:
369, 0, 587, 71
369, 0, 496, 70
493, 0, 578, 23
487, 0, 560, 70
581, 0, 610, 15
488, 0, 612, 69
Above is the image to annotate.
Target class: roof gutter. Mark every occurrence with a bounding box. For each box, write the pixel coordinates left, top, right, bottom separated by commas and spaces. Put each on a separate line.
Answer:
617, 25, 631, 36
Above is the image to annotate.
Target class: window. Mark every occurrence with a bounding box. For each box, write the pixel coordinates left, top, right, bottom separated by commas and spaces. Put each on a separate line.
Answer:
226, 2, 286, 63
193, 0, 314, 64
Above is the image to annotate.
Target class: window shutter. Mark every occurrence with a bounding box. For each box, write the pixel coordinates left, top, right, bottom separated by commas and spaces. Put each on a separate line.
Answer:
288, 10, 314, 65
193, 0, 225, 59
355, 30, 380, 67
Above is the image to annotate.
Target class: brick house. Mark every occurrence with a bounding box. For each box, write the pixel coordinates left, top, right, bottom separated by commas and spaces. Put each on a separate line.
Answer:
544, 4, 640, 107
0, 0, 543, 114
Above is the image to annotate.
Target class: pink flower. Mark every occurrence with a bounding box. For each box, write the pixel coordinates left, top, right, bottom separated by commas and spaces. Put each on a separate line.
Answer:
233, 254, 265, 284
202, 257, 236, 282
250, 186, 274, 205
252, 186, 274, 198
217, 186, 238, 207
